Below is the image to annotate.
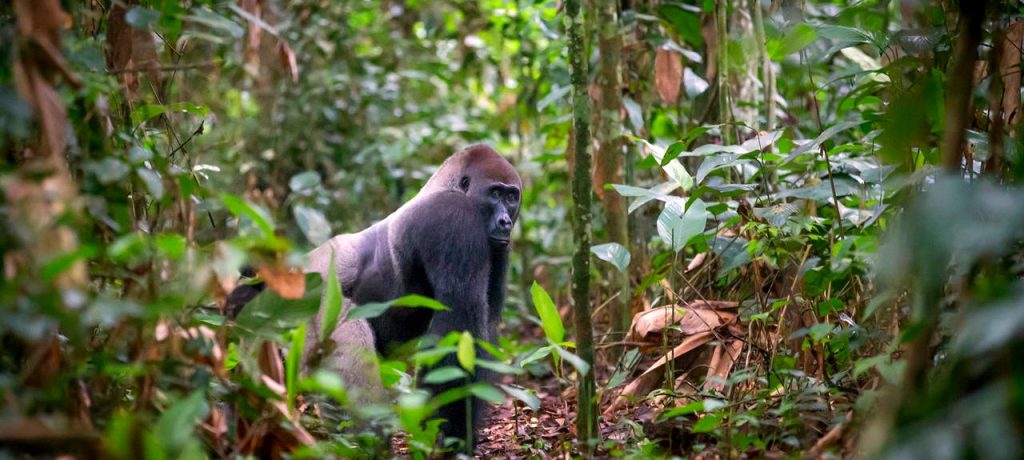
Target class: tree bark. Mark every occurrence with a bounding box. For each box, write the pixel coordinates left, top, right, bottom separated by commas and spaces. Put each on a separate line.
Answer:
565, 0, 598, 451
592, 0, 630, 357
940, 0, 985, 171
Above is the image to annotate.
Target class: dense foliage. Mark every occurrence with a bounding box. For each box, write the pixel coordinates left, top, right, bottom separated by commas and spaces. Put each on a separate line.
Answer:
2, 0, 1023, 458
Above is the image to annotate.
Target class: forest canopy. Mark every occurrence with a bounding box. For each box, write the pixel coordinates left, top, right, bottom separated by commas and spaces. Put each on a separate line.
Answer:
2, 0, 1024, 458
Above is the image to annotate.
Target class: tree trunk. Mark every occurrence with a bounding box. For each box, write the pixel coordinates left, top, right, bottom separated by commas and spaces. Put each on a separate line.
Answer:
565, 0, 598, 451
592, 0, 630, 357
940, 0, 985, 171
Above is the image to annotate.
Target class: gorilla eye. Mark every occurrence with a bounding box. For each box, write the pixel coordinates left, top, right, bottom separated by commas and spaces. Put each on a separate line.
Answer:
491, 188, 501, 198
459, 176, 470, 192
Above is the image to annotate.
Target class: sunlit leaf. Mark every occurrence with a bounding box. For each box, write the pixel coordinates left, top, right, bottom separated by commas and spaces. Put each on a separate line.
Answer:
591, 242, 630, 273
657, 198, 707, 252
530, 282, 564, 344
457, 331, 475, 373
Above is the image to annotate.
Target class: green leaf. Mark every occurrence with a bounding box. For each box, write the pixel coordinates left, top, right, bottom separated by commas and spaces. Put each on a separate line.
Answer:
591, 242, 630, 273
289, 171, 321, 192
457, 331, 475, 373
656, 198, 707, 252
344, 294, 448, 320
136, 168, 164, 200
499, 384, 541, 411
816, 25, 875, 57
663, 159, 694, 190
476, 359, 524, 375
222, 194, 274, 239
125, 7, 160, 29
518, 345, 553, 368
530, 282, 564, 344
658, 400, 705, 420
423, 366, 468, 384
155, 391, 209, 449
692, 412, 724, 433
294, 205, 331, 246
554, 344, 590, 377
468, 383, 506, 404
88, 158, 130, 184
235, 274, 323, 338
320, 249, 343, 341
657, 4, 702, 48
768, 23, 817, 60
286, 322, 307, 412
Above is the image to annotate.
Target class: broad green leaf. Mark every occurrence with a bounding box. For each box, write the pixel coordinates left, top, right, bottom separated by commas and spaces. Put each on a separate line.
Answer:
530, 282, 564, 344
591, 242, 630, 273
657, 4, 702, 48
499, 384, 541, 411
423, 366, 468, 384
692, 412, 724, 433
476, 359, 524, 375
663, 159, 694, 190
136, 168, 164, 200
155, 391, 209, 449
289, 171, 321, 192
683, 67, 709, 98
816, 25, 875, 57
554, 344, 590, 377
222, 194, 274, 238
88, 158, 130, 184
468, 383, 506, 404
656, 198, 707, 252
320, 249, 342, 340
293, 205, 331, 246
457, 331, 475, 373
344, 294, 448, 321
658, 400, 705, 420
768, 23, 818, 60
518, 345, 553, 368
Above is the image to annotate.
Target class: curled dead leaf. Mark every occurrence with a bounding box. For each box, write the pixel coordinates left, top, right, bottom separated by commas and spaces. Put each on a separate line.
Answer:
626, 300, 739, 343
654, 48, 682, 105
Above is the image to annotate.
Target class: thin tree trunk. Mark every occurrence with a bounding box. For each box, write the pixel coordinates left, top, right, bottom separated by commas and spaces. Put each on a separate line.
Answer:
940, 0, 985, 171
592, 0, 630, 356
565, 0, 598, 451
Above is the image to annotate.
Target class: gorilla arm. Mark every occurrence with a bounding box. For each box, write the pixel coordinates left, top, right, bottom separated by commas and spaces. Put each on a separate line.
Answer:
301, 237, 385, 405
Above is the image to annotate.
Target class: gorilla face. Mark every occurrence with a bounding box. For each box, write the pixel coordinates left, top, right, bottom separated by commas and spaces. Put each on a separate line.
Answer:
481, 182, 520, 247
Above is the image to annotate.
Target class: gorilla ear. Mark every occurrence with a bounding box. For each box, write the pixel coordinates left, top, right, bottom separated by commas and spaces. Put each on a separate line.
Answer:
459, 175, 471, 192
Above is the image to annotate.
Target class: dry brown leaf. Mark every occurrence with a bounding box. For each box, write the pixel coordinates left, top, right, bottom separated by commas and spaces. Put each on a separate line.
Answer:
685, 252, 708, 273
258, 265, 304, 299
258, 341, 286, 384
627, 301, 738, 342
654, 48, 682, 105
278, 42, 298, 83
605, 331, 714, 415
703, 339, 744, 392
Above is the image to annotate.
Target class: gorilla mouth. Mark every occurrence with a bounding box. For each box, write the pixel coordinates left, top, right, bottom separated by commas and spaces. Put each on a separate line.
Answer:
489, 236, 510, 246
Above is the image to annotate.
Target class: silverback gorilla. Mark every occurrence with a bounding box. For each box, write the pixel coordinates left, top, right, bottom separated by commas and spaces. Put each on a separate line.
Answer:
228, 144, 521, 449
